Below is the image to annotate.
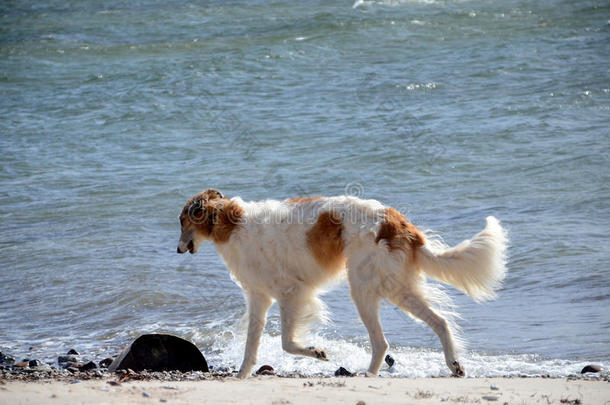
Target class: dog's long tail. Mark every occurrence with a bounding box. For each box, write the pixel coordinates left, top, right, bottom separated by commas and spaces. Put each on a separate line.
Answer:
416, 216, 508, 302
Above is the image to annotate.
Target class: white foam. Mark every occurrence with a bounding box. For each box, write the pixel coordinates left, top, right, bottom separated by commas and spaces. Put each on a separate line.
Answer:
203, 331, 600, 377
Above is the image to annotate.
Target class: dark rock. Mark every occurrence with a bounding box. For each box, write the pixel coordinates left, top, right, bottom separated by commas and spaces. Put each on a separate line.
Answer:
581, 364, 602, 374
64, 361, 83, 369
99, 358, 114, 368
0, 352, 15, 365
256, 365, 275, 375
67, 349, 79, 355
334, 367, 354, 377
58, 355, 78, 364
80, 361, 98, 371
108, 334, 208, 373
385, 354, 395, 367
28, 360, 42, 368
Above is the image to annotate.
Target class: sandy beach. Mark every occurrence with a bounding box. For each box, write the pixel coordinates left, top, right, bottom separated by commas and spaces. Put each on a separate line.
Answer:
2, 376, 608, 405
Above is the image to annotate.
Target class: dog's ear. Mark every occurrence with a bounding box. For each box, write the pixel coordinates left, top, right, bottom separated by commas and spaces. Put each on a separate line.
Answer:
205, 199, 226, 233
202, 188, 224, 201
188, 198, 206, 224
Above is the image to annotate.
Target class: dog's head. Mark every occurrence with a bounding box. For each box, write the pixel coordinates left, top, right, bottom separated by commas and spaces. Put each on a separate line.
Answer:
177, 188, 224, 254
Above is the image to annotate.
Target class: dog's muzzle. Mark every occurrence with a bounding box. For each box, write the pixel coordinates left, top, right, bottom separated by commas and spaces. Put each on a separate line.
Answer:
177, 240, 195, 254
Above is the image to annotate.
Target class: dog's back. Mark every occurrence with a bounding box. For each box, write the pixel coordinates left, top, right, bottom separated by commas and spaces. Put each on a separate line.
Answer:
216, 195, 388, 292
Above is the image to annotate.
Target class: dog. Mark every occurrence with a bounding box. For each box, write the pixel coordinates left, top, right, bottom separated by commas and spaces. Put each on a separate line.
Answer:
177, 189, 508, 378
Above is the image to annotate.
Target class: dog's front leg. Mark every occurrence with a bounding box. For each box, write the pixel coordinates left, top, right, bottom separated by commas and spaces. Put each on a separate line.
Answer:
236, 292, 272, 379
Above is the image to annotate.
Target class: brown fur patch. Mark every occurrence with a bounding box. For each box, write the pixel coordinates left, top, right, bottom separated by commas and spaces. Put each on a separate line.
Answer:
210, 200, 245, 243
375, 208, 425, 252
306, 211, 346, 273
286, 196, 323, 204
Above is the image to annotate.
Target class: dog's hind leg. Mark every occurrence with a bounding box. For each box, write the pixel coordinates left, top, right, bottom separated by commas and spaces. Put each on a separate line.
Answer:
351, 291, 388, 376
389, 291, 465, 377
347, 256, 388, 377
278, 291, 328, 361
236, 292, 272, 379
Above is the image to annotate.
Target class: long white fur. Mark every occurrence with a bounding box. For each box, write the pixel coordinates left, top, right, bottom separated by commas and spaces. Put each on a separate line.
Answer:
417, 216, 508, 301
180, 195, 508, 378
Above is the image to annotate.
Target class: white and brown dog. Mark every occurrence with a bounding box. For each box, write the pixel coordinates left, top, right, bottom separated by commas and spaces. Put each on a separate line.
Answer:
177, 189, 508, 378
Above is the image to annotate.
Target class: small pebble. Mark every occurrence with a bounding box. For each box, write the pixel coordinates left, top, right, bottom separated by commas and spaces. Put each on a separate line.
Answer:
482, 395, 499, 401
0, 352, 15, 365
256, 365, 275, 375
334, 367, 354, 377
142, 391, 151, 398
490, 383, 499, 390
64, 361, 82, 370
356, 401, 366, 405
79, 361, 98, 371
160, 399, 167, 403
99, 358, 113, 368
58, 355, 78, 364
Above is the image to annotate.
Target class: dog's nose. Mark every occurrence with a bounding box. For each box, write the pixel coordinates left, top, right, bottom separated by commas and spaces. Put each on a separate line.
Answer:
177, 246, 183, 254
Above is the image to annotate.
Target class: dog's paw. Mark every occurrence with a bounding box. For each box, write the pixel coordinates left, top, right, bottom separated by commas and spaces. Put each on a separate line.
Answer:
451, 361, 465, 377
308, 347, 328, 361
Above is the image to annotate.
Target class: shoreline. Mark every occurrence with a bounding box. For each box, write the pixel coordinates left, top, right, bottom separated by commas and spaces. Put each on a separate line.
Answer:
2, 376, 609, 405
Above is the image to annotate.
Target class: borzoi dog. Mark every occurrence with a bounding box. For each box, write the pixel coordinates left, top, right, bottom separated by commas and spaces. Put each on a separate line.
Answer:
177, 189, 508, 378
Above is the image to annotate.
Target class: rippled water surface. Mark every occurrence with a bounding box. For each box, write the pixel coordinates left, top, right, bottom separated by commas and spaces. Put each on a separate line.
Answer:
1, 0, 609, 376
